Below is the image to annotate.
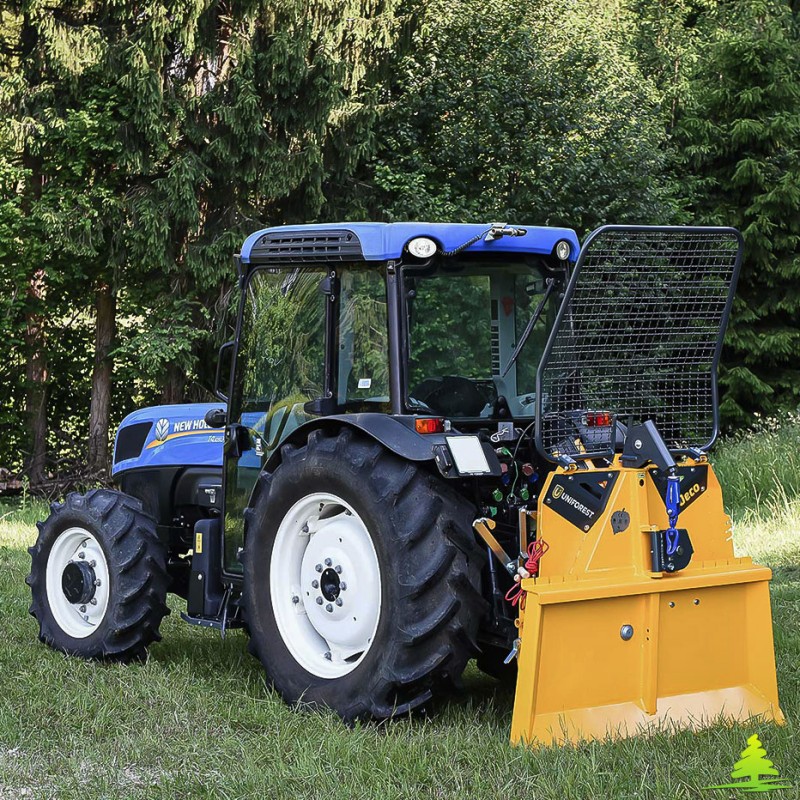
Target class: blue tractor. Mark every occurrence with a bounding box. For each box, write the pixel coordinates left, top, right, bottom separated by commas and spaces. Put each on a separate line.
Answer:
28, 222, 779, 744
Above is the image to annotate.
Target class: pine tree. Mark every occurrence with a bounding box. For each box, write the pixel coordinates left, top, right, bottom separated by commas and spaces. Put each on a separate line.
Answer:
704, 733, 791, 791
0, 1, 402, 480
675, 0, 800, 425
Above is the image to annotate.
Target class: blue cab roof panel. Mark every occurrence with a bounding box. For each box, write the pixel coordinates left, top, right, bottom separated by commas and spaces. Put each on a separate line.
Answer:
240, 222, 580, 265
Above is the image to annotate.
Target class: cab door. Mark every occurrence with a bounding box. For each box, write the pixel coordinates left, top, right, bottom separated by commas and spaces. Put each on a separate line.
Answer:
222, 266, 329, 574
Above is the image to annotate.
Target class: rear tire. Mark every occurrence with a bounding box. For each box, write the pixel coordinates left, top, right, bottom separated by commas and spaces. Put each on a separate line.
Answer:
27, 489, 170, 662
243, 428, 487, 720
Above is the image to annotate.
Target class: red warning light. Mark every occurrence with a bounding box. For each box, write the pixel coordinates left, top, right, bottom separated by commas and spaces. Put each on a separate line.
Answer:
415, 418, 445, 434
583, 411, 614, 427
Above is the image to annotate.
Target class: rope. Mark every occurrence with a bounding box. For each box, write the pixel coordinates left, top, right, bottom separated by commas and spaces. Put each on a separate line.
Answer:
505, 539, 549, 607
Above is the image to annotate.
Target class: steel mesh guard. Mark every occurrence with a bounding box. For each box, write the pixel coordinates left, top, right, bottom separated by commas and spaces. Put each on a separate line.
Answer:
535, 226, 742, 460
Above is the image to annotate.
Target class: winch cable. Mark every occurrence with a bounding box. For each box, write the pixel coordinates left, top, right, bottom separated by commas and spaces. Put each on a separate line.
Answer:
665, 469, 681, 556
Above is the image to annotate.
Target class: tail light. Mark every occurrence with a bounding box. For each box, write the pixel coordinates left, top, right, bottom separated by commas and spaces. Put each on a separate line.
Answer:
415, 418, 445, 434
582, 411, 614, 427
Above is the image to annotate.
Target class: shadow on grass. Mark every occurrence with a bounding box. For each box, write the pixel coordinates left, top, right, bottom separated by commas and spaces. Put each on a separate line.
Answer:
142, 600, 516, 730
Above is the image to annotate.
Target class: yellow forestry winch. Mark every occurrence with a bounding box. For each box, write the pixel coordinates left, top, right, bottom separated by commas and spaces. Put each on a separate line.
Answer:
506, 451, 784, 746
472, 225, 784, 747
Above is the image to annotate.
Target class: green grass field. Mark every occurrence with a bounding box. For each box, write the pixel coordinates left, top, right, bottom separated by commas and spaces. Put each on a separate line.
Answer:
1, 425, 799, 799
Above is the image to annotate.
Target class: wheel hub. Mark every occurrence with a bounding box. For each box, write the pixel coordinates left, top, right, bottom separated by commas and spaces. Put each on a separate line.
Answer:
61, 560, 97, 605
320, 567, 341, 601
45, 527, 110, 638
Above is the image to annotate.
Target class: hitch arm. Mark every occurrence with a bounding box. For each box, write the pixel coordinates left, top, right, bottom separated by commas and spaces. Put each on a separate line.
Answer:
473, 517, 516, 575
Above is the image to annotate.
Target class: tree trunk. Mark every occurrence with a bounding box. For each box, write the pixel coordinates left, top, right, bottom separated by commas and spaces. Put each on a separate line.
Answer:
87, 282, 116, 474
161, 362, 186, 405
24, 268, 48, 487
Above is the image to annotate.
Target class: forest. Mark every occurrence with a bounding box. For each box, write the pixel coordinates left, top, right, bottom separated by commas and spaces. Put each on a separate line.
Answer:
1, 0, 798, 492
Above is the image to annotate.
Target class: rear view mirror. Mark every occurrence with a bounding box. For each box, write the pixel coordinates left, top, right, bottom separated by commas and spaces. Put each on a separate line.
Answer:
215, 341, 234, 402
204, 407, 227, 428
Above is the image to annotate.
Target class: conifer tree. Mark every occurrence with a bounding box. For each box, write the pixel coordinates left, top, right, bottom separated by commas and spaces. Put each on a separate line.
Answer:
0, 0, 401, 479
676, 0, 800, 423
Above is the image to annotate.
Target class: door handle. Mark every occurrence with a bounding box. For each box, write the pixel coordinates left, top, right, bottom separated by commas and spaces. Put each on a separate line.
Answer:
225, 423, 252, 459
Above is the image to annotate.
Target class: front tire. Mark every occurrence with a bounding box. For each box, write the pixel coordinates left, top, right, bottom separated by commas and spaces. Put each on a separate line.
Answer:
27, 489, 170, 662
243, 428, 487, 720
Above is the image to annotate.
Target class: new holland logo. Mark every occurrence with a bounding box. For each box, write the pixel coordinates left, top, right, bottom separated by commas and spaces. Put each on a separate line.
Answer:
552, 484, 564, 499
154, 418, 170, 442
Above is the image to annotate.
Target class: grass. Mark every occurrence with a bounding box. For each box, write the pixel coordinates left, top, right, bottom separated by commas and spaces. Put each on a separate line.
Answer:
1, 425, 799, 800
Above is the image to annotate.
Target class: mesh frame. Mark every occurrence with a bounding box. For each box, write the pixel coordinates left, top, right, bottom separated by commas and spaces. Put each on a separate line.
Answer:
535, 226, 743, 461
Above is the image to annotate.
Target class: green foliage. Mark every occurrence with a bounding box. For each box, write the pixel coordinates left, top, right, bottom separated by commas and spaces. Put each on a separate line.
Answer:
674, 0, 800, 425
0, 0, 402, 474
1, 0, 800, 480
362, 0, 681, 232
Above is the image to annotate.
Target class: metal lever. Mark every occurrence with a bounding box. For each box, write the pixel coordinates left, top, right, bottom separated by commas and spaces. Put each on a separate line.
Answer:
504, 638, 521, 664
473, 517, 516, 575
665, 470, 681, 556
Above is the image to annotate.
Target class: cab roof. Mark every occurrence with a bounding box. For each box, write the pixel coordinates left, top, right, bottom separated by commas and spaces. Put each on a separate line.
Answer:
239, 222, 580, 266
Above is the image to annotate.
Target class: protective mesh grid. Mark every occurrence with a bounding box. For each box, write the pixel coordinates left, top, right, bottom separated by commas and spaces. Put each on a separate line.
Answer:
536, 228, 741, 459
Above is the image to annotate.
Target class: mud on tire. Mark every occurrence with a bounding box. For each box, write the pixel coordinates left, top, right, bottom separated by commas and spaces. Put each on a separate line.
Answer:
27, 489, 170, 662
243, 428, 488, 721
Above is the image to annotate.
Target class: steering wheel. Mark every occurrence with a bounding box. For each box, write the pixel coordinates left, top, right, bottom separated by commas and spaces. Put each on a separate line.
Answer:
412, 375, 493, 417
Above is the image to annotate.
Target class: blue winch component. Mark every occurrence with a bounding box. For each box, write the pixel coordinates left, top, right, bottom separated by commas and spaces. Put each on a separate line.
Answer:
665, 472, 682, 556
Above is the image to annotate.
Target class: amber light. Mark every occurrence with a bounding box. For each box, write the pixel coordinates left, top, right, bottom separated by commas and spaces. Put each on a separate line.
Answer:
415, 417, 445, 434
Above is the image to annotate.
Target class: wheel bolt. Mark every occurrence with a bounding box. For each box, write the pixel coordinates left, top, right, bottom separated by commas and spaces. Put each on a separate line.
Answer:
324, 651, 332, 660
90, 599, 97, 606
326, 604, 333, 613
324, 558, 332, 566
335, 598, 343, 607
301, 524, 309, 533
94, 579, 102, 587
89, 560, 96, 568
315, 564, 323, 573
292, 595, 299, 604
340, 582, 347, 591
79, 605, 86, 613
316, 596, 323, 605
78, 552, 85, 560
335, 565, 342, 574
312, 579, 319, 588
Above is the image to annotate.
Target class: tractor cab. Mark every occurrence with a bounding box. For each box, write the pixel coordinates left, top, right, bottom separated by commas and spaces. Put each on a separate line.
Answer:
221, 223, 579, 572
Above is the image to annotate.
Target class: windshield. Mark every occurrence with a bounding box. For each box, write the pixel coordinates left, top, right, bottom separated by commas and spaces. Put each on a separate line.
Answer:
403, 258, 560, 419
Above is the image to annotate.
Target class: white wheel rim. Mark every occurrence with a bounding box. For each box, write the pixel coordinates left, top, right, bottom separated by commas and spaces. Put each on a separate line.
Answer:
45, 527, 111, 639
270, 492, 382, 679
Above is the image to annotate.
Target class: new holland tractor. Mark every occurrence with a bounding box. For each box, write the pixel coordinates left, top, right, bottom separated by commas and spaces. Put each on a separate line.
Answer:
27, 222, 785, 745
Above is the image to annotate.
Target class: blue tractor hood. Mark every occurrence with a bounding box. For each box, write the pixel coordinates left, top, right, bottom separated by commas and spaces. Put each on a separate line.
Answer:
112, 404, 224, 477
